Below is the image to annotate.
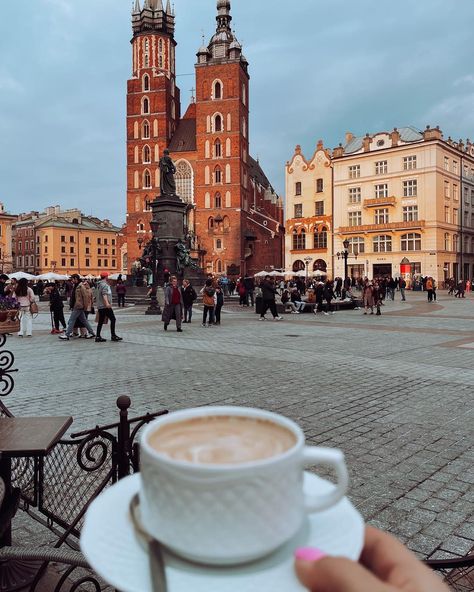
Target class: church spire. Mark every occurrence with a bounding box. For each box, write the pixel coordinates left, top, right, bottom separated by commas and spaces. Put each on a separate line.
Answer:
216, 0, 232, 32
133, 0, 141, 13
165, 0, 172, 14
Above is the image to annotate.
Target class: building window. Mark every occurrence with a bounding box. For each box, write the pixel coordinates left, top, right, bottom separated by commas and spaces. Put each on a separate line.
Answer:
349, 187, 361, 203
214, 139, 222, 158
143, 145, 151, 164
143, 121, 150, 139
85, 237, 90, 244
314, 227, 328, 249
142, 97, 150, 114
444, 181, 450, 198
453, 234, 459, 251
453, 160, 458, 174
403, 156, 417, 170
347, 237, 364, 254
295, 182, 302, 196
403, 205, 418, 221
374, 208, 389, 224
403, 179, 417, 197
45, 246, 48, 254
292, 229, 306, 250
70, 258, 75, 266
215, 192, 222, 208
316, 178, 323, 193
98, 248, 102, 255
112, 239, 116, 246
214, 166, 222, 184
85, 247, 90, 254
214, 114, 223, 132
401, 233, 421, 251
373, 235, 392, 252
348, 211, 362, 226
175, 160, 194, 204
444, 233, 450, 251
61, 246, 66, 254
144, 170, 152, 188
464, 187, 469, 203
69, 246, 74, 254
213, 80, 222, 100
294, 204, 303, 218
143, 74, 150, 91
70, 236, 75, 243
44, 258, 48, 267
375, 184, 388, 198
375, 160, 387, 175
85, 259, 90, 267
349, 165, 361, 179
61, 258, 66, 266
98, 260, 102, 267
444, 156, 449, 171
112, 260, 116, 267
453, 184, 459, 201
216, 239, 222, 250
453, 209, 459, 225
104, 260, 108, 267
315, 201, 324, 216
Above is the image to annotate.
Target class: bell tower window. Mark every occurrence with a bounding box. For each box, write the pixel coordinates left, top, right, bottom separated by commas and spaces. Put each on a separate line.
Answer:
143, 121, 150, 139
213, 80, 223, 100
142, 97, 150, 114
143, 75, 150, 92
213, 114, 223, 133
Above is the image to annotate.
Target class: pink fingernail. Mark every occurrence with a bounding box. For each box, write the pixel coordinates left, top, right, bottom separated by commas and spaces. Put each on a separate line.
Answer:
294, 547, 327, 562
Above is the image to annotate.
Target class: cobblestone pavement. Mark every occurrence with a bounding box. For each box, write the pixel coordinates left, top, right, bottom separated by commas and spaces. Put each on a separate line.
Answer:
4, 290, 474, 561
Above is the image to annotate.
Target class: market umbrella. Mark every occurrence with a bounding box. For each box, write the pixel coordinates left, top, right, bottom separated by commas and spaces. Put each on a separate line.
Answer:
312, 270, 327, 277
36, 272, 69, 281
8, 272, 37, 281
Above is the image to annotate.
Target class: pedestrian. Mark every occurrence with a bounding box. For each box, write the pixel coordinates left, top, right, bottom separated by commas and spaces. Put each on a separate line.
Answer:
399, 278, 407, 301
59, 275, 96, 341
237, 277, 247, 306
290, 287, 306, 312
13, 278, 36, 337
215, 285, 224, 325
363, 281, 374, 315
243, 274, 255, 307
116, 280, 127, 308
433, 278, 437, 301
323, 280, 336, 315
373, 281, 383, 315
181, 279, 197, 323
94, 272, 123, 342
259, 275, 283, 321
0, 274, 8, 297
456, 279, 465, 298
162, 276, 184, 332
426, 277, 434, 302
313, 281, 324, 315
201, 279, 216, 327
49, 282, 66, 334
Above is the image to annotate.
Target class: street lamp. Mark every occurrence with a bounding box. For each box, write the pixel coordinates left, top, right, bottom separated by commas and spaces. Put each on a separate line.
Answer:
304, 256, 313, 282
336, 239, 357, 281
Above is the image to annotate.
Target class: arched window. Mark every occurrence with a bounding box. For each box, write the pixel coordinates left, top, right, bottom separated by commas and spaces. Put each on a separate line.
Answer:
225, 191, 231, 208
313, 259, 327, 272
175, 160, 194, 204
143, 74, 150, 91
208, 217, 214, 229
314, 227, 328, 249
214, 114, 223, 132
205, 192, 211, 208
214, 166, 222, 184
214, 139, 222, 158
225, 164, 231, 183
226, 138, 231, 157
373, 235, 392, 253
134, 171, 139, 188
401, 233, 421, 252
135, 196, 140, 212
143, 169, 151, 189
213, 80, 222, 100
292, 229, 306, 250
143, 121, 150, 139
205, 166, 210, 185
347, 237, 365, 254
215, 192, 222, 208
142, 97, 149, 114
216, 259, 223, 273
293, 260, 305, 272
134, 121, 139, 139
143, 145, 151, 164
144, 39, 149, 53
134, 146, 139, 163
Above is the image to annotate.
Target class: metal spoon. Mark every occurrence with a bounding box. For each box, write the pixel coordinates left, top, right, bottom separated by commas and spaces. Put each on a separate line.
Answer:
129, 494, 168, 592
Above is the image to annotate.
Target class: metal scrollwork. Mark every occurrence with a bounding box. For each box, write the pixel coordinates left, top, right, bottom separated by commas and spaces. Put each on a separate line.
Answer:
76, 433, 113, 473
0, 334, 18, 398
54, 566, 102, 592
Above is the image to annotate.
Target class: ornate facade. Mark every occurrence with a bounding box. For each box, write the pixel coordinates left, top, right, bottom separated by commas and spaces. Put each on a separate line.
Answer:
126, 0, 284, 277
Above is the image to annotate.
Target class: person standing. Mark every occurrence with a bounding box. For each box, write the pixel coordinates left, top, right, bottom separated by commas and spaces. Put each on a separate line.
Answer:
59, 275, 96, 341
399, 278, 407, 302
116, 280, 127, 308
181, 279, 197, 324
243, 274, 255, 307
259, 276, 283, 321
426, 277, 434, 302
237, 277, 247, 306
201, 279, 216, 327
323, 280, 336, 315
363, 281, 374, 315
49, 282, 66, 334
13, 278, 36, 337
0, 274, 8, 297
162, 277, 184, 332
94, 272, 123, 342
215, 285, 224, 325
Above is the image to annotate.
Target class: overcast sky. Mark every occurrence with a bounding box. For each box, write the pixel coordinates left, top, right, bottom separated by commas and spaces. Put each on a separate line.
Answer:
1, 0, 473, 225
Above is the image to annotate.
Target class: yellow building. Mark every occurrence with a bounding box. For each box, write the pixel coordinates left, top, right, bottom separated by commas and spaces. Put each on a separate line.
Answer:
332, 127, 474, 284
0, 203, 17, 274
13, 207, 121, 276
285, 141, 333, 278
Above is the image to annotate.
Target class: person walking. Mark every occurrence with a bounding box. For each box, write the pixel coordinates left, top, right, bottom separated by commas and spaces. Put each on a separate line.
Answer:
162, 276, 184, 332
363, 281, 375, 315
13, 278, 36, 337
181, 279, 197, 323
59, 275, 96, 341
259, 275, 283, 321
243, 274, 255, 307
237, 277, 247, 306
94, 272, 123, 342
426, 277, 434, 302
116, 280, 127, 308
49, 282, 66, 334
201, 279, 216, 327
215, 285, 224, 325
322, 280, 336, 315
399, 278, 407, 302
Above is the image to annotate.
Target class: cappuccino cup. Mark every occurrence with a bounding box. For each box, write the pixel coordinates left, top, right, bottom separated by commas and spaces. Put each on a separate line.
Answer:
140, 407, 349, 565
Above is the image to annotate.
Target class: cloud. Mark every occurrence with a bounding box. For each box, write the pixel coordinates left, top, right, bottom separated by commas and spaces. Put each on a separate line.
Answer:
454, 74, 474, 87
42, 0, 74, 16
0, 70, 23, 93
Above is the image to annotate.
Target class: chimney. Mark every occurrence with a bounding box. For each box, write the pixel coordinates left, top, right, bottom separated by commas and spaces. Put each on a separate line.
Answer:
345, 132, 354, 144
332, 144, 344, 159
362, 133, 372, 152
390, 128, 401, 147
423, 125, 443, 141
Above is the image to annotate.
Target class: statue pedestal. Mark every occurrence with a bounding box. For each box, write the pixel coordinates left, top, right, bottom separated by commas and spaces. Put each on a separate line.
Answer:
150, 194, 187, 281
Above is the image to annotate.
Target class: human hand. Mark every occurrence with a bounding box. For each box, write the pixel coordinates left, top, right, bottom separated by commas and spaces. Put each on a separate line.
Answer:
294, 526, 449, 591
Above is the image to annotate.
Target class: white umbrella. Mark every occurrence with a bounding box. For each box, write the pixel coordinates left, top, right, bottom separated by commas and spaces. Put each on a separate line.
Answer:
295, 270, 307, 277
36, 272, 69, 281
109, 273, 127, 281
312, 270, 327, 277
254, 271, 268, 277
8, 272, 37, 280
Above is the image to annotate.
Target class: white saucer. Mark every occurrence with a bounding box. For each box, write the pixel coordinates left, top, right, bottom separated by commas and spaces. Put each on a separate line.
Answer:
81, 473, 364, 592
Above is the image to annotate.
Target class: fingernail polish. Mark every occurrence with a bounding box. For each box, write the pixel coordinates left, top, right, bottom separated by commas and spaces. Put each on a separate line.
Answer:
294, 547, 327, 562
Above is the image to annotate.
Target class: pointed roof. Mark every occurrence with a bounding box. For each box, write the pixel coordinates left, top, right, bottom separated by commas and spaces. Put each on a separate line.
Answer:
165, 0, 172, 14
133, 0, 141, 13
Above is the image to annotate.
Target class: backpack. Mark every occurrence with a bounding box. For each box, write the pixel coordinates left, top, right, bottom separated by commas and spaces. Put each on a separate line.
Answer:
203, 288, 215, 306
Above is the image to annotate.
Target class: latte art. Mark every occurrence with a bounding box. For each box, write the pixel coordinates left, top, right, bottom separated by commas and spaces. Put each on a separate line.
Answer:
149, 416, 297, 465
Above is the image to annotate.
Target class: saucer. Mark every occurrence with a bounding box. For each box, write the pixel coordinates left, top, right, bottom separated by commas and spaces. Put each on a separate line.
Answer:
81, 473, 364, 592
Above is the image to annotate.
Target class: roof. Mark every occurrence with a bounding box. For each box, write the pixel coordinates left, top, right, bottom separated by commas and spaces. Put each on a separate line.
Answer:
248, 156, 272, 190
35, 218, 121, 233
168, 118, 196, 152
344, 126, 423, 155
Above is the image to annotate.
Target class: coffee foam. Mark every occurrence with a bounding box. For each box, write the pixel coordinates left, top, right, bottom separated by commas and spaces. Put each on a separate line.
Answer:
148, 415, 297, 465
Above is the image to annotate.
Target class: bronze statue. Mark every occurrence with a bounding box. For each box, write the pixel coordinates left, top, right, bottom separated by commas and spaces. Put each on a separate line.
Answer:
159, 149, 177, 196
175, 239, 199, 272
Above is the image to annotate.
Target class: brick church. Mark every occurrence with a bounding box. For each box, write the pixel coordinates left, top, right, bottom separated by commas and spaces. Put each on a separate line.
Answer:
126, 0, 284, 277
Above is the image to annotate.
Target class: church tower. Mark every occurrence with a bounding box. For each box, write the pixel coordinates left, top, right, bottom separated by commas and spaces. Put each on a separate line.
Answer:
126, 0, 181, 269
194, 0, 251, 276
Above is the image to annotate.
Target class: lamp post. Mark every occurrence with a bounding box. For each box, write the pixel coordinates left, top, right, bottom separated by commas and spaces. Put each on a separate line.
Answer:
336, 239, 357, 281
304, 256, 313, 282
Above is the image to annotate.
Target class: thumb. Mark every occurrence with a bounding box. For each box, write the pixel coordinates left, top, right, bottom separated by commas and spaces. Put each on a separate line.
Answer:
294, 548, 396, 592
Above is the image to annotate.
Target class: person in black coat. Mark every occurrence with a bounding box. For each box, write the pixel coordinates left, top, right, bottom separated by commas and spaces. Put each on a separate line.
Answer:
49, 282, 66, 334
323, 280, 336, 315
215, 286, 224, 325
181, 279, 197, 324
259, 277, 282, 321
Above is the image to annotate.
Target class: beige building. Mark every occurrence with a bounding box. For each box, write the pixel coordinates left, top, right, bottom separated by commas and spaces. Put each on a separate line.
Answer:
285, 141, 333, 278
0, 203, 17, 274
332, 126, 474, 285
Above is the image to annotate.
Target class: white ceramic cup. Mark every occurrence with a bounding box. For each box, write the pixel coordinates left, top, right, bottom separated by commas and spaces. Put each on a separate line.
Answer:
139, 406, 349, 565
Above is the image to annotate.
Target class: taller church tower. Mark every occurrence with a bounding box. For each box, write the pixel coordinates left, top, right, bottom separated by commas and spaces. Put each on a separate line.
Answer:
193, 0, 251, 275
126, 0, 181, 268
